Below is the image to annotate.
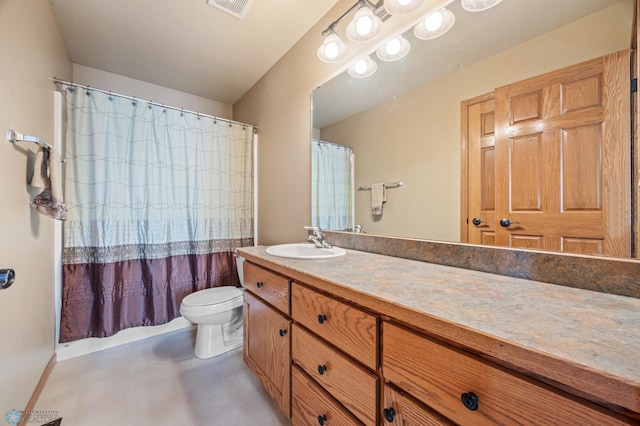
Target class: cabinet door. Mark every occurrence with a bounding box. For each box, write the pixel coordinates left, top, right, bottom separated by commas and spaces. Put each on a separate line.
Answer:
382, 384, 454, 426
243, 291, 291, 417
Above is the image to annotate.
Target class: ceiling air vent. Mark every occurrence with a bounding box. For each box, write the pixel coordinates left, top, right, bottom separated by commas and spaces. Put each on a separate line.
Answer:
206, 0, 254, 19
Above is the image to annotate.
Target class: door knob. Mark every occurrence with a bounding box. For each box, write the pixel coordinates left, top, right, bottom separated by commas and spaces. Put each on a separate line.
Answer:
499, 218, 520, 227
471, 217, 486, 226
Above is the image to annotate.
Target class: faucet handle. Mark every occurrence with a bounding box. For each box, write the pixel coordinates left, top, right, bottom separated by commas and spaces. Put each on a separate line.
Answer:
304, 226, 323, 236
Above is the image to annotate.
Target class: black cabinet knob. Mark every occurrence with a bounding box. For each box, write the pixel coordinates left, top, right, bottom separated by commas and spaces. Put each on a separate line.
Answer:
461, 391, 479, 411
256, 281, 263, 288
317, 364, 327, 375
279, 329, 287, 337
317, 314, 327, 324
317, 414, 327, 425
383, 407, 396, 422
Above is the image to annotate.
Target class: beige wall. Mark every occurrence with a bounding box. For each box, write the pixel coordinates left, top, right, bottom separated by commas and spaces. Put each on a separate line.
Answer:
320, 2, 633, 241
0, 0, 72, 413
72, 64, 233, 119
233, 0, 441, 245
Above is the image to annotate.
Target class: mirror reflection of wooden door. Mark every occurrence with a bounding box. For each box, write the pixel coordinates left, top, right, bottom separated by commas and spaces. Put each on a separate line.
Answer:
464, 50, 631, 257
465, 95, 496, 246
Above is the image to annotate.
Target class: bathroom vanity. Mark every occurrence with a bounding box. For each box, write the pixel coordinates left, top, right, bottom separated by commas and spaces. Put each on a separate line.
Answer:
238, 245, 640, 425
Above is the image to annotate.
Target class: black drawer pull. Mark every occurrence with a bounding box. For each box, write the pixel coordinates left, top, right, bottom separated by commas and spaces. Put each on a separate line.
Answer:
317, 364, 327, 375
279, 329, 287, 337
383, 407, 396, 422
317, 314, 327, 324
256, 281, 263, 288
461, 391, 479, 411
317, 414, 327, 425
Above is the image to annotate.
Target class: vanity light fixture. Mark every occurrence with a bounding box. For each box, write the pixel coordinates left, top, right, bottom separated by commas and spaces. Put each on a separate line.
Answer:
317, 30, 348, 63
461, 0, 503, 12
348, 56, 378, 78
413, 7, 455, 40
383, 0, 425, 16
346, 2, 383, 42
376, 35, 411, 61
319, 0, 504, 69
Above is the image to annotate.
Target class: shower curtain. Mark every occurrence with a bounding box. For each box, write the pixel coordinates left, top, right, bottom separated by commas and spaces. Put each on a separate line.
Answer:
59, 87, 254, 342
311, 140, 354, 231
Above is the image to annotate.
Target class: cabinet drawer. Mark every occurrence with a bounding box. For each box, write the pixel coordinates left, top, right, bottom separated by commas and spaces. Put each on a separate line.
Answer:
383, 322, 631, 426
292, 324, 377, 425
292, 365, 363, 426
382, 383, 454, 426
243, 262, 289, 315
291, 283, 377, 369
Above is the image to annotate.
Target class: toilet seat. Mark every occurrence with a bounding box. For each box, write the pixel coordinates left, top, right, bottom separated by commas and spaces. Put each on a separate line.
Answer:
180, 286, 243, 316
182, 286, 242, 306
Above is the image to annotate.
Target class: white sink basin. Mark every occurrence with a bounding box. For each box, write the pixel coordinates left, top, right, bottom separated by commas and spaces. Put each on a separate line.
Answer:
265, 243, 345, 259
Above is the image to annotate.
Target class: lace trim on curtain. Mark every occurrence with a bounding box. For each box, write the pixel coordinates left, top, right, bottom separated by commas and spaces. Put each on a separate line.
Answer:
63, 237, 253, 265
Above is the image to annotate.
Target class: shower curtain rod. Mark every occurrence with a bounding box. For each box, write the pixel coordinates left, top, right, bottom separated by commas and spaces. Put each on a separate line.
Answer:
313, 138, 354, 151
53, 78, 257, 133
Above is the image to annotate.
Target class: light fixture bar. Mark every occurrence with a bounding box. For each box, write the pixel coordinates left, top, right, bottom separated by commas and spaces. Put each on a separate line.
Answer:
321, 0, 381, 36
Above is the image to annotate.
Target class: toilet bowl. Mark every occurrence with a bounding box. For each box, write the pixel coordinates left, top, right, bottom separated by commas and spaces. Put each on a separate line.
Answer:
179, 254, 246, 359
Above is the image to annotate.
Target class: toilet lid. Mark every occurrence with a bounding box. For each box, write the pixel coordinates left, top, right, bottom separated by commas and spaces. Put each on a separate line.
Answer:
182, 287, 243, 307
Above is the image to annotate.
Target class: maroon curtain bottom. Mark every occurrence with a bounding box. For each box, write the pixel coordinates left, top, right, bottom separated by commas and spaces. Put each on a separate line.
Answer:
59, 251, 240, 343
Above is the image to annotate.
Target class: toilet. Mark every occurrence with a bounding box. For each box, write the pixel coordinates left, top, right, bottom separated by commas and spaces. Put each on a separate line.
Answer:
179, 254, 246, 359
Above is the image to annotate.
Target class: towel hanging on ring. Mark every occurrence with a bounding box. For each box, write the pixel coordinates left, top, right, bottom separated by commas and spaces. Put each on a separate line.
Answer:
29, 147, 68, 221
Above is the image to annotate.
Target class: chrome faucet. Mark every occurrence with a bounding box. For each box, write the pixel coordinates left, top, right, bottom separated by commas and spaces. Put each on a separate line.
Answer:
304, 226, 333, 249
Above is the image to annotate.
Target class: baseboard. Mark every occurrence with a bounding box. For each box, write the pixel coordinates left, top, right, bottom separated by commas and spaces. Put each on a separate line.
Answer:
55, 317, 193, 361
18, 353, 57, 426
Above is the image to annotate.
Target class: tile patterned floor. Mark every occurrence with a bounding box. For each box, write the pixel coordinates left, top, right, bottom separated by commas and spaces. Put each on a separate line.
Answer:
35, 328, 291, 426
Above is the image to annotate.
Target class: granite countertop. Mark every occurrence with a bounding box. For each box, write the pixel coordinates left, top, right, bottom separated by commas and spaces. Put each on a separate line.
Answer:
237, 245, 640, 414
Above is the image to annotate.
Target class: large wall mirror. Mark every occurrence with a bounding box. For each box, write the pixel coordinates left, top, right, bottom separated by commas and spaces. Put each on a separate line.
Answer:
312, 0, 635, 257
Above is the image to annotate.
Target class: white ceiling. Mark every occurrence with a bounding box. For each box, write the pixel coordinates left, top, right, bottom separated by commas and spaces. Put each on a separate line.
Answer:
50, 0, 341, 104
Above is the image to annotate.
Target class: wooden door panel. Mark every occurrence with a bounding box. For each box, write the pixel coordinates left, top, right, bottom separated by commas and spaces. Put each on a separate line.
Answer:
494, 50, 630, 257
562, 124, 602, 211
510, 234, 543, 250
466, 97, 496, 245
480, 145, 495, 212
561, 74, 602, 113
562, 237, 603, 255
480, 231, 495, 245
510, 134, 543, 211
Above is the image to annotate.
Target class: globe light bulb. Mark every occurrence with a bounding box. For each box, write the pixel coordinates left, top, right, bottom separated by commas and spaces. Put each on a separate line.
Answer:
386, 39, 401, 56
324, 41, 339, 59
354, 59, 368, 75
424, 11, 443, 32
356, 15, 373, 36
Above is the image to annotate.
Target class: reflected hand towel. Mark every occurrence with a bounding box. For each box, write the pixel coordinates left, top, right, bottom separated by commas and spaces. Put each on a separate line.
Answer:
371, 183, 386, 216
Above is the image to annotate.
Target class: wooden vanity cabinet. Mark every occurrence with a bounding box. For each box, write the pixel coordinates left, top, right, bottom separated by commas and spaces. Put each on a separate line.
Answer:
382, 321, 633, 426
241, 257, 637, 425
242, 263, 292, 418
291, 282, 379, 425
